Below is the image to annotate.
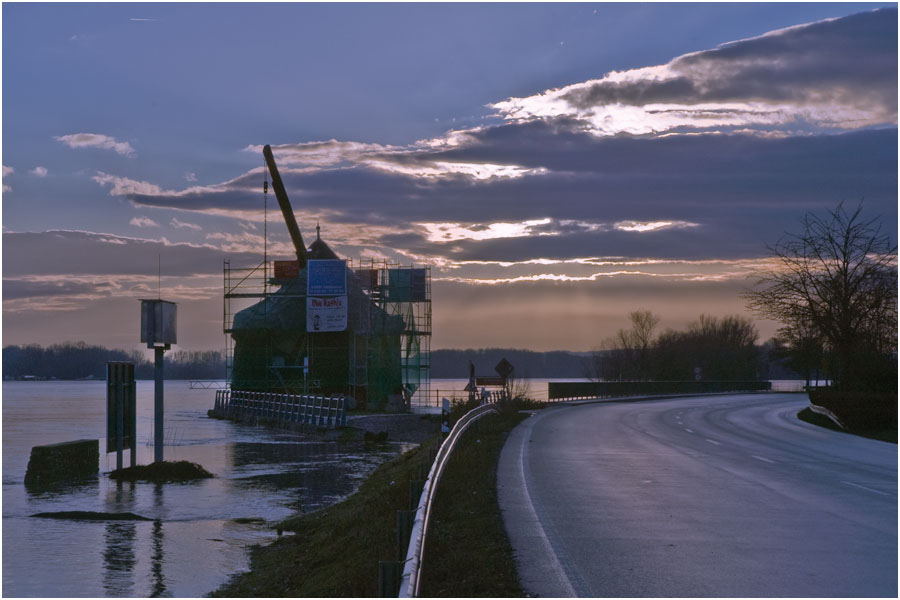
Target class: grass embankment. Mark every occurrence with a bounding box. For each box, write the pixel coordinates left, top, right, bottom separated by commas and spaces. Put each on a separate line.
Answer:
213, 406, 528, 597
109, 460, 214, 482
418, 409, 527, 597
798, 408, 897, 444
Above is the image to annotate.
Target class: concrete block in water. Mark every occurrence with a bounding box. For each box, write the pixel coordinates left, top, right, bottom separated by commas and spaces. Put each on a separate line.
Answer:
24, 439, 99, 486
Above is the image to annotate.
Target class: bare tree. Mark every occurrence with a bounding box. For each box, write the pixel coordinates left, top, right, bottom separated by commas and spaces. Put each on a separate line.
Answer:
745, 202, 897, 390
589, 310, 660, 381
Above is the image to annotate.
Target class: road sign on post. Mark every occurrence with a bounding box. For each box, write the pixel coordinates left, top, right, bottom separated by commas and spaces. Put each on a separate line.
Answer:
495, 358, 514, 379
140, 299, 177, 463
106, 362, 136, 470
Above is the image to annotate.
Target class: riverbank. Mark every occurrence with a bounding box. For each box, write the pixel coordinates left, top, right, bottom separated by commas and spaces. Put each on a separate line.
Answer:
212, 434, 442, 596
212, 405, 527, 597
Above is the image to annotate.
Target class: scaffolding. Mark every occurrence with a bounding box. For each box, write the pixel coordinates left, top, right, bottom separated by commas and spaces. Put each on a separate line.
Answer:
223, 257, 431, 409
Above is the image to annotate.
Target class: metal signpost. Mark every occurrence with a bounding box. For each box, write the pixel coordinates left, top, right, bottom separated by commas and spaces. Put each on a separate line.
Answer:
106, 361, 137, 469
441, 398, 450, 434
140, 299, 177, 463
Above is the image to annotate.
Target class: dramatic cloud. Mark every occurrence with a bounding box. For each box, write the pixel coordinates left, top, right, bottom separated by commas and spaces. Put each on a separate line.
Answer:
491, 8, 897, 137
1, 229, 258, 279
53, 8, 895, 351
615, 220, 698, 233
91, 127, 896, 276
170, 217, 202, 231
247, 140, 400, 167
86, 11, 896, 270
93, 170, 263, 220
55, 133, 136, 156
129, 216, 159, 228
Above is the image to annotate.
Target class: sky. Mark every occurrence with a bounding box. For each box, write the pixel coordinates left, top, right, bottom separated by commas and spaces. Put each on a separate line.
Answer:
2, 2, 897, 354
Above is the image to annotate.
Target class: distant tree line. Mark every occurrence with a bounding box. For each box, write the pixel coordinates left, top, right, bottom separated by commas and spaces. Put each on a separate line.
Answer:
586, 311, 771, 382
432, 345, 797, 381
4, 341, 800, 383
431, 348, 590, 379
2, 342, 225, 380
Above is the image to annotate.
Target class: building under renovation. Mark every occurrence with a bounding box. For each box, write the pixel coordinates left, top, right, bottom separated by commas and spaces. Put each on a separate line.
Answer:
223, 145, 430, 411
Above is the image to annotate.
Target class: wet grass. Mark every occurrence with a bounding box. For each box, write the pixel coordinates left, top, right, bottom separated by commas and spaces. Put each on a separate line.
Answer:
797, 408, 897, 444
211, 406, 528, 597
109, 460, 214, 482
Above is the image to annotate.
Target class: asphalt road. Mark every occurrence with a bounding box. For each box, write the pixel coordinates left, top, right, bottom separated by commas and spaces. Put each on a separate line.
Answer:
497, 393, 897, 597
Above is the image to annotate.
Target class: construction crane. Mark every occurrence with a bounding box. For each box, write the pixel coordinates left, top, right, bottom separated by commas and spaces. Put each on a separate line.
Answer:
262, 144, 308, 268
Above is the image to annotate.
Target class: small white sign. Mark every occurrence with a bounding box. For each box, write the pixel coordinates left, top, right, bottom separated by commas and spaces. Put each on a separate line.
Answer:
307, 296, 348, 332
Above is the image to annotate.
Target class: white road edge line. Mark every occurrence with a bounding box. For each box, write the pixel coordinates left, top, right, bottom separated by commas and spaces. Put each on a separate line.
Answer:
519, 423, 578, 597
841, 481, 893, 497
751, 455, 775, 463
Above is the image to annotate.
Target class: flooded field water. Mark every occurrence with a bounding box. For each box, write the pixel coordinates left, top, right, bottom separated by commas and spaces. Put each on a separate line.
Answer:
2, 381, 409, 597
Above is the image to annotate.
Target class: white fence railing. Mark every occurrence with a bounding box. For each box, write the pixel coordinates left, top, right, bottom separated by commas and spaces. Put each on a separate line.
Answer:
398, 401, 501, 598
214, 389, 346, 429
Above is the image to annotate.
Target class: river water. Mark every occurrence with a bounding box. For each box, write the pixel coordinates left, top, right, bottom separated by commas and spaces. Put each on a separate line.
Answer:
2, 381, 409, 597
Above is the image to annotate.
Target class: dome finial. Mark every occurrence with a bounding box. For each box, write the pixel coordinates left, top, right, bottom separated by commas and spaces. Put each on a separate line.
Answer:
316, 221, 321, 240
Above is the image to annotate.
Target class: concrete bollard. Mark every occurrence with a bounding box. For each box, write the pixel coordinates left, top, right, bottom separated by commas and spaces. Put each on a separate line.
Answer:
24, 439, 99, 486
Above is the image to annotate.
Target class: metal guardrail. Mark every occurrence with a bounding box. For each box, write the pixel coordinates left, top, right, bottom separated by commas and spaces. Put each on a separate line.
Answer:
808, 401, 846, 429
398, 402, 501, 598
547, 380, 772, 401
214, 389, 346, 428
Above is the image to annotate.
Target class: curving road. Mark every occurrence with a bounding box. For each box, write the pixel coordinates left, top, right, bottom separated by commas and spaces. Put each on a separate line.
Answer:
497, 394, 897, 597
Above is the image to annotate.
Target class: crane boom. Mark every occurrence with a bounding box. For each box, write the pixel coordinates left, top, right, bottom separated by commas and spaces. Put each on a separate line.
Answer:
263, 144, 308, 267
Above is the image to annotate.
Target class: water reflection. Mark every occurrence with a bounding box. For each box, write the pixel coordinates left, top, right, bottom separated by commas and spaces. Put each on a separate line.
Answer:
25, 475, 99, 499
103, 482, 137, 596
103, 520, 136, 596
151, 484, 167, 597
151, 519, 166, 597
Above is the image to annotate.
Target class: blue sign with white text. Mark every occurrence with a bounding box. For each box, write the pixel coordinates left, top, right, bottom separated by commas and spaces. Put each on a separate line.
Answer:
307, 259, 347, 296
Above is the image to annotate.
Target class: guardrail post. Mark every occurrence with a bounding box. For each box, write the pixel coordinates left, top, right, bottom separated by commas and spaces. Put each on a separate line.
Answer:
378, 561, 403, 597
